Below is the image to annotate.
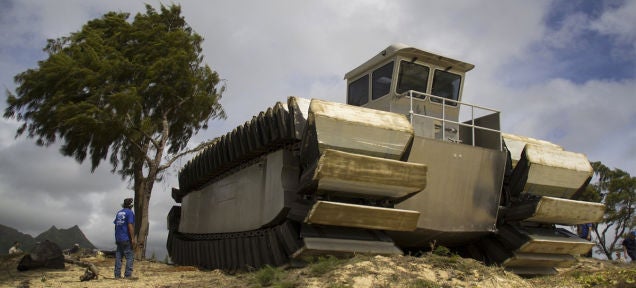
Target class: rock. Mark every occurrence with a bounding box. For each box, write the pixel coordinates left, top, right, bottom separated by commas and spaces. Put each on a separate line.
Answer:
17, 240, 65, 271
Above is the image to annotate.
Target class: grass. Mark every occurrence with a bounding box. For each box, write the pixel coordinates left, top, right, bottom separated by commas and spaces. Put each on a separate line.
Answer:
564, 268, 636, 288
251, 254, 368, 287
308, 255, 348, 277
407, 279, 445, 288
253, 265, 286, 287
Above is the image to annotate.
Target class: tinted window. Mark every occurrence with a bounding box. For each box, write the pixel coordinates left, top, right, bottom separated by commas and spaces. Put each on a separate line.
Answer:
372, 61, 394, 100
397, 61, 430, 99
431, 70, 461, 106
347, 75, 369, 106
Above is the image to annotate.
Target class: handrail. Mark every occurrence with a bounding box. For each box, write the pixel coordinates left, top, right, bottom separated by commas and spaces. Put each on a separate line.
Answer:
400, 90, 502, 150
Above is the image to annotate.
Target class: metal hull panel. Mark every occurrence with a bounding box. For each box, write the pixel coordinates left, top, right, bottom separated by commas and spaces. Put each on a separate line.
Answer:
179, 150, 289, 234
396, 137, 506, 238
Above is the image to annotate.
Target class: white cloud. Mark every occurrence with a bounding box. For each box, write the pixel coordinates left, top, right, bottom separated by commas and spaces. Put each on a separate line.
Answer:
590, 1, 636, 47
544, 12, 590, 49
1, 0, 635, 259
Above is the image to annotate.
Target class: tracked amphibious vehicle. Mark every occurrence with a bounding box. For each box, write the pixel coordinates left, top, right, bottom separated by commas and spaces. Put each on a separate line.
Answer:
167, 44, 604, 275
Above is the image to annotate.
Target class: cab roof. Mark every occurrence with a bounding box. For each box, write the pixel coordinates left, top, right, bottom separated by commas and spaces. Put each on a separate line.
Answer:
344, 43, 475, 80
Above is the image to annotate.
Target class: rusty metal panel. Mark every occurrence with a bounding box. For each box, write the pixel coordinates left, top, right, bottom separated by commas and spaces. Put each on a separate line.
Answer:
309, 98, 414, 160
313, 149, 427, 199
522, 144, 594, 198
292, 237, 402, 259
305, 201, 420, 231
526, 196, 605, 225
518, 237, 594, 255
502, 133, 563, 169
502, 252, 576, 268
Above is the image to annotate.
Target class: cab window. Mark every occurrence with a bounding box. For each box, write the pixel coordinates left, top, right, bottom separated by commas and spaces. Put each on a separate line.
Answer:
431, 70, 461, 106
372, 61, 394, 100
347, 75, 369, 106
397, 61, 429, 99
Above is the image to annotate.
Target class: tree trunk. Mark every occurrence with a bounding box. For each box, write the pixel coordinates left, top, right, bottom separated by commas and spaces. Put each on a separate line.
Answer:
133, 177, 153, 259
132, 125, 166, 259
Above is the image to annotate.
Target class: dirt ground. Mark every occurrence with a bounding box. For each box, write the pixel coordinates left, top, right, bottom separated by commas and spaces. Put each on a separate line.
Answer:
1, 253, 636, 288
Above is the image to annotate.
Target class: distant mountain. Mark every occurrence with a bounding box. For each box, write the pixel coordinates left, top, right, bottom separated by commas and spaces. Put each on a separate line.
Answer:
0, 224, 36, 254
0, 224, 95, 255
35, 225, 96, 251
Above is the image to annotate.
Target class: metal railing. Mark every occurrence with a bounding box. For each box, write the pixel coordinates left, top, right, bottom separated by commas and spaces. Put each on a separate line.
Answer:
400, 90, 502, 150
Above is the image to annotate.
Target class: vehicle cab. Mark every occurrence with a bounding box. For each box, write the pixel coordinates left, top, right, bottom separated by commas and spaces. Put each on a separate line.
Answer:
345, 43, 500, 150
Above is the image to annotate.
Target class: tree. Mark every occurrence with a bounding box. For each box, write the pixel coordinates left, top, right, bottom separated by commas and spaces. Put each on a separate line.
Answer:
4, 4, 225, 259
585, 162, 636, 259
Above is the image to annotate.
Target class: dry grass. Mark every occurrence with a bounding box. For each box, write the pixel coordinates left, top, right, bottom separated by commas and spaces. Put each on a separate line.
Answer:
1, 253, 636, 288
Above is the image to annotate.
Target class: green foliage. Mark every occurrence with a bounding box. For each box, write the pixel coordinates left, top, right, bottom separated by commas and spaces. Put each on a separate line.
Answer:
587, 161, 636, 259
253, 265, 288, 287
432, 245, 451, 257
308, 255, 345, 277
4, 3, 225, 175
572, 269, 636, 288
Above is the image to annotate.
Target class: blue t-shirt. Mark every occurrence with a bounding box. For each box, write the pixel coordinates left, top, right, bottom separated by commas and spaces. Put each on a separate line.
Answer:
578, 223, 592, 239
623, 237, 636, 254
114, 208, 135, 242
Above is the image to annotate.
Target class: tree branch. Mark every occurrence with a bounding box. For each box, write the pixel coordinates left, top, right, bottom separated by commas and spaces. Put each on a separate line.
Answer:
125, 113, 161, 150
158, 137, 217, 172
121, 133, 154, 165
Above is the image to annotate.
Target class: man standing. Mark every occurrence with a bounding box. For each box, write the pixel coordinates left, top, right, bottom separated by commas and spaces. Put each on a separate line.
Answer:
114, 198, 136, 279
577, 223, 594, 257
623, 231, 636, 262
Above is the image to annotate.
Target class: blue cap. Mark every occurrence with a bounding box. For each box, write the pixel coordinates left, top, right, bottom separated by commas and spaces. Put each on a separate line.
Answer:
631, 231, 636, 236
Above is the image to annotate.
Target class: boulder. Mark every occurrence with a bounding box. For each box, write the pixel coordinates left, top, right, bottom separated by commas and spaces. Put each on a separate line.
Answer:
17, 240, 64, 271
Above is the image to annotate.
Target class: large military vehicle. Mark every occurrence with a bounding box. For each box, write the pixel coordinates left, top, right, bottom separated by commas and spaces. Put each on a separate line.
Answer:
167, 44, 605, 275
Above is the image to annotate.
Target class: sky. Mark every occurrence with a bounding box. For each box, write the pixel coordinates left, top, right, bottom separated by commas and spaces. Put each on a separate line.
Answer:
0, 0, 635, 258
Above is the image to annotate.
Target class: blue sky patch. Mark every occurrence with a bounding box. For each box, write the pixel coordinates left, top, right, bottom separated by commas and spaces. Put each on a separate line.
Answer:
502, 0, 634, 86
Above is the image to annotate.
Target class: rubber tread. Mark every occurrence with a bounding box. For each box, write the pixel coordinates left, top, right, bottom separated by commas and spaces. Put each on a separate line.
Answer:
175, 101, 300, 200
167, 206, 181, 231
167, 221, 302, 270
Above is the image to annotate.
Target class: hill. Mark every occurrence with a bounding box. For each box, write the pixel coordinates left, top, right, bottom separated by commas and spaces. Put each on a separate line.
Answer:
0, 225, 36, 254
0, 224, 95, 255
35, 225, 95, 251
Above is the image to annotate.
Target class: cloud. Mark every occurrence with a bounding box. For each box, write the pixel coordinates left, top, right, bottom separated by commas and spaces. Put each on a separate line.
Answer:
0, 0, 635, 260
590, 1, 636, 51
